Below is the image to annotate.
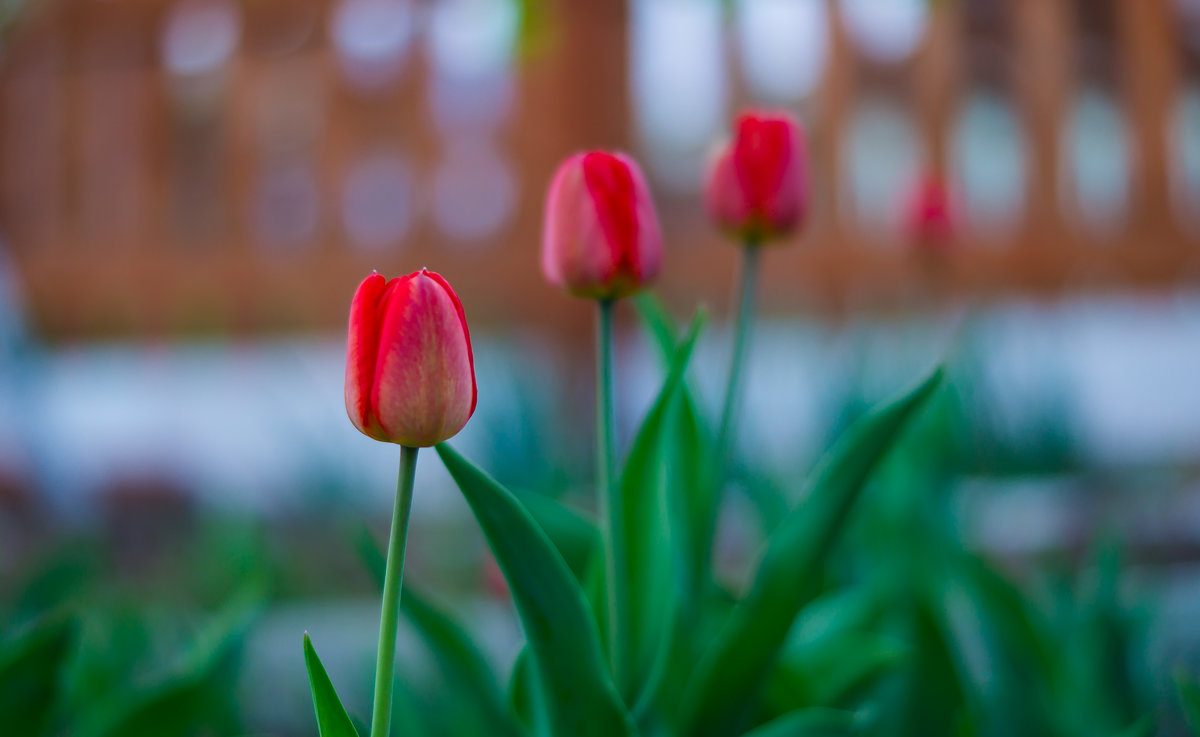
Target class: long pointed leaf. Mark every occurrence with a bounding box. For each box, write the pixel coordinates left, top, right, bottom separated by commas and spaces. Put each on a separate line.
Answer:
680, 368, 944, 737
303, 634, 361, 737
619, 311, 704, 702
436, 443, 635, 737
634, 293, 715, 607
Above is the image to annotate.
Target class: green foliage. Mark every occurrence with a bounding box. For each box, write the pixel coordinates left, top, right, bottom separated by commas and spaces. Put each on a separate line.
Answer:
304, 633, 362, 737
679, 369, 945, 737
1175, 669, 1200, 736
433, 303, 949, 737
436, 441, 635, 737
0, 613, 75, 735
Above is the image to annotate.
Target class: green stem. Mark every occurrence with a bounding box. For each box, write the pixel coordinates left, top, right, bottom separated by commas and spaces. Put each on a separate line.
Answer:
370, 445, 419, 737
596, 298, 628, 689
714, 242, 761, 492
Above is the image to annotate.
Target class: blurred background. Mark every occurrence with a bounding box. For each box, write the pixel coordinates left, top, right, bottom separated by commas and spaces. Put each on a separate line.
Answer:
3, 0, 1200, 734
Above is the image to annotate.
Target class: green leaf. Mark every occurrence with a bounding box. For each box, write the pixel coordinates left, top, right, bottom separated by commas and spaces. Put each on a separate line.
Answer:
632, 292, 678, 366
509, 647, 547, 737
354, 521, 526, 737
634, 293, 715, 607
619, 310, 704, 703
740, 708, 857, 737
1176, 669, 1200, 736
516, 490, 601, 583
403, 589, 524, 737
80, 597, 257, 737
0, 613, 75, 736
768, 632, 909, 711
436, 443, 635, 737
303, 633, 362, 737
680, 367, 945, 737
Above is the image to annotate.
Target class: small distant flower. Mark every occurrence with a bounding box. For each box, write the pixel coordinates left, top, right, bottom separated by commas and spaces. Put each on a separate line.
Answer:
542, 151, 663, 300
706, 111, 810, 244
345, 269, 476, 447
904, 174, 955, 259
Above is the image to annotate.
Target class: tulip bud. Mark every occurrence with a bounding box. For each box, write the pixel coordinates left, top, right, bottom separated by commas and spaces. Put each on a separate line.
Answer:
706, 111, 809, 244
904, 175, 955, 258
542, 151, 663, 300
345, 269, 476, 447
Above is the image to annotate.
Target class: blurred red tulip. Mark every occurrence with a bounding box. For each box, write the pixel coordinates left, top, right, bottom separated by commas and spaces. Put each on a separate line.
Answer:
542, 151, 663, 300
904, 175, 955, 257
344, 269, 477, 447
706, 111, 809, 244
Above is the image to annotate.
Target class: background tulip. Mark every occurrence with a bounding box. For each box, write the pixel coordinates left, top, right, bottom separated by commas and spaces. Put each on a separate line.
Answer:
345, 268, 476, 448
542, 151, 663, 300
904, 174, 955, 257
705, 111, 809, 244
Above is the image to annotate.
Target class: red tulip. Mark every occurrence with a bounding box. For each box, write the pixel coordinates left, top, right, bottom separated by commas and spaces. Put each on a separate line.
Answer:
542, 151, 663, 300
706, 111, 809, 244
345, 269, 477, 447
904, 175, 955, 257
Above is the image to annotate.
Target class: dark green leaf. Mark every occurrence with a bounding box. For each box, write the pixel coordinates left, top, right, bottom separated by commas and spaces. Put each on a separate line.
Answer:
768, 632, 908, 711
436, 443, 634, 737
516, 490, 601, 583
303, 633, 361, 737
634, 293, 715, 607
1176, 669, 1200, 736
680, 368, 945, 737
0, 613, 75, 736
618, 311, 704, 702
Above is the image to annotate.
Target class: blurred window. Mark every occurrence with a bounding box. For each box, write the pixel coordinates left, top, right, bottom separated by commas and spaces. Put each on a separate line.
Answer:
1173, 86, 1200, 232
161, 0, 241, 77
735, 0, 828, 103
952, 90, 1026, 238
341, 151, 415, 251
427, 0, 518, 132
256, 163, 320, 251
330, 0, 414, 93
432, 138, 515, 246
842, 97, 922, 241
1061, 88, 1130, 238
838, 0, 928, 65
631, 0, 726, 191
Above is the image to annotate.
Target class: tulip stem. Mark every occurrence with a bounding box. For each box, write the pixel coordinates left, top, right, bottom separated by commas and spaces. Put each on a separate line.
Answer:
596, 298, 628, 689
715, 242, 761, 493
370, 445, 419, 737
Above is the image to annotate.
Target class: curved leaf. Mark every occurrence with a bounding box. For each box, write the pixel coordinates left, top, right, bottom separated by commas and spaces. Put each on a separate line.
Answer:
680, 368, 945, 737
0, 613, 75, 736
618, 311, 704, 702
516, 490, 601, 583
436, 443, 635, 737
303, 634, 361, 737
634, 293, 715, 607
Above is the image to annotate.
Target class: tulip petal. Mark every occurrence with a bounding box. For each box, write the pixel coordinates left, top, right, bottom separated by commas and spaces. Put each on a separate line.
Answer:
344, 272, 389, 440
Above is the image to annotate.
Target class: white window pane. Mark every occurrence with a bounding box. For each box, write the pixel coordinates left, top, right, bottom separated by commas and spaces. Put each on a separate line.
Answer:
736, 0, 828, 102
952, 90, 1026, 237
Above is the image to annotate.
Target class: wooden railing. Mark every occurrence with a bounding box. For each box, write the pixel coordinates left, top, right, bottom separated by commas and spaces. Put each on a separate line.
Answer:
0, 0, 1196, 342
